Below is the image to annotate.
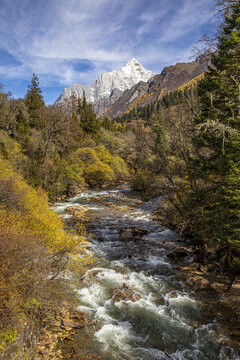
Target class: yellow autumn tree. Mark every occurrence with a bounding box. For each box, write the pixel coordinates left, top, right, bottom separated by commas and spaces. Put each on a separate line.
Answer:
0, 155, 92, 358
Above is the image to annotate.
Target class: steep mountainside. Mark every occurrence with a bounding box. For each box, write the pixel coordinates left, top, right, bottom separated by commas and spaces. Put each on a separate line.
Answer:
56, 58, 154, 115
102, 55, 210, 119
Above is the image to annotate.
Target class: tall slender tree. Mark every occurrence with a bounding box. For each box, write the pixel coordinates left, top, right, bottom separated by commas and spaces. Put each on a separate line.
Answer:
190, 0, 240, 267
77, 92, 100, 137
25, 74, 45, 127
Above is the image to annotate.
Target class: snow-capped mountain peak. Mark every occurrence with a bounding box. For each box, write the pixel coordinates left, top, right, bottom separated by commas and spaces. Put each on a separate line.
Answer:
120, 58, 153, 79
56, 58, 154, 114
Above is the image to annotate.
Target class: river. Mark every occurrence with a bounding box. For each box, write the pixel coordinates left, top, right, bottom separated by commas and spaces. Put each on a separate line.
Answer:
52, 186, 240, 360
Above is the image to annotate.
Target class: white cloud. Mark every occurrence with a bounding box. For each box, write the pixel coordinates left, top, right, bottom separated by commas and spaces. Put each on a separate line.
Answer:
157, 0, 216, 43
0, 0, 217, 93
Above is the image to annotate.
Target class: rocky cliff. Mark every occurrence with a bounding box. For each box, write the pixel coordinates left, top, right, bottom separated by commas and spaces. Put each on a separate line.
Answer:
56, 58, 154, 115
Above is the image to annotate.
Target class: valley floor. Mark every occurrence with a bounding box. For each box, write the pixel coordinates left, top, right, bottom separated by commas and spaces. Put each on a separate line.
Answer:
46, 186, 240, 360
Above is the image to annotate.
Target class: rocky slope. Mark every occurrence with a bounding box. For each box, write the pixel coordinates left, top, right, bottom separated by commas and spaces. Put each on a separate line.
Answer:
55, 58, 154, 115
102, 55, 210, 119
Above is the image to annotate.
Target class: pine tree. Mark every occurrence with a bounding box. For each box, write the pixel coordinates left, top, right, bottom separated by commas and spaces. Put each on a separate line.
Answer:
153, 119, 167, 160
102, 116, 112, 130
190, 1, 240, 267
77, 92, 100, 137
25, 74, 45, 127
11, 98, 30, 136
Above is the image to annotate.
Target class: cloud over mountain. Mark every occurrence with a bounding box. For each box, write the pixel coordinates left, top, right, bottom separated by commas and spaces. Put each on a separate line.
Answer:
0, 0, 218, 103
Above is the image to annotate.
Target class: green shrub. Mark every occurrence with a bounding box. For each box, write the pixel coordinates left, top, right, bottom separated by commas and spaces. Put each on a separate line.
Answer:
131, 170, 154, 193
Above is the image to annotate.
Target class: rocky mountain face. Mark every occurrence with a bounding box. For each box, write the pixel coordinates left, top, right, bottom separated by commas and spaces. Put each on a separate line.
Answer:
92, 88, 123, 116
55, 58, 154, 115
102, 55, 210, 119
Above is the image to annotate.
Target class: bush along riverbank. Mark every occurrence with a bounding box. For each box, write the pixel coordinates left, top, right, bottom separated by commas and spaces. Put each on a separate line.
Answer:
0, 76, 130, 358
0, 3, 239, 357
0, 156, 93, 359
0, 73, 128, 358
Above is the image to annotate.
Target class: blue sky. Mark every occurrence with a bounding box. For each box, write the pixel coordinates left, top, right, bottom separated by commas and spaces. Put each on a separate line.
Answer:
0, 0, 218, 104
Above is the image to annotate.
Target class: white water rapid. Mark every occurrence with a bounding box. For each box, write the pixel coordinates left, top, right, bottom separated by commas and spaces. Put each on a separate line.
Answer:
52, 187, 240, 360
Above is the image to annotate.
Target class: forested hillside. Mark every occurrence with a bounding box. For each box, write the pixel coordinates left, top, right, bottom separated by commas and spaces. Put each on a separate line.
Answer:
101, 56, 209, 120
0, 75, 129, 357
0, 0, 239, 358
120, 1, 240, 270
0, 77, 129, 200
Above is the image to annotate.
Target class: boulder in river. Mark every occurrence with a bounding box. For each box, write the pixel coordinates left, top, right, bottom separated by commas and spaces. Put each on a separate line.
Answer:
119, 227, 148, 241
66, 205, 87, 212
230, 277, 240, 296
66, 206, 87, 220
192, 277, 211, 291
113, 283, 141, 303
167, 248, 189, 259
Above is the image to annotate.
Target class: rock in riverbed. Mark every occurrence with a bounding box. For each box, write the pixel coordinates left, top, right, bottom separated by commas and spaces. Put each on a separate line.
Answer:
34, 307, 87, 360
66, 206, 87, 220
119, 227, 148, 241
167, 248, 190, 259
230, 277, 240, 296
113, 283, 141, 303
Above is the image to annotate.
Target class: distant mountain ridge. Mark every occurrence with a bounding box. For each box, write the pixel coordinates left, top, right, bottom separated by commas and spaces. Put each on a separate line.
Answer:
102, 55, 210, 120
55, 58, 155, 114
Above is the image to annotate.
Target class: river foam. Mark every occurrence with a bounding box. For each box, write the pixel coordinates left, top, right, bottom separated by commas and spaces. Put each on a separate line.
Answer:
52, 187, 240, 360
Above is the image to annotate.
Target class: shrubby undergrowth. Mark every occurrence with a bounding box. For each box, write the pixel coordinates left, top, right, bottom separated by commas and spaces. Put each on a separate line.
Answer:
123, 1, 240, 269
0, 156, 93, 358
0, 81, 130, 201
0, 77, 130, 357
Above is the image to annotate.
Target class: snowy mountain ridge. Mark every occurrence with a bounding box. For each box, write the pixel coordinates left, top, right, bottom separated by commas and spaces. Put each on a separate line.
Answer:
56, 58, 155, 110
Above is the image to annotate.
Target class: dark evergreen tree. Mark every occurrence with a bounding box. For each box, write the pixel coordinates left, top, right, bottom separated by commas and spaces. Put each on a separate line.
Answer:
77, 92, 100, 136
25, 74, 45, 127
0, 85, 16, 136
102, 116, 112, 130
153, 119, 167, 160
10, 98, 30, 143
190, 1, 240, 267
